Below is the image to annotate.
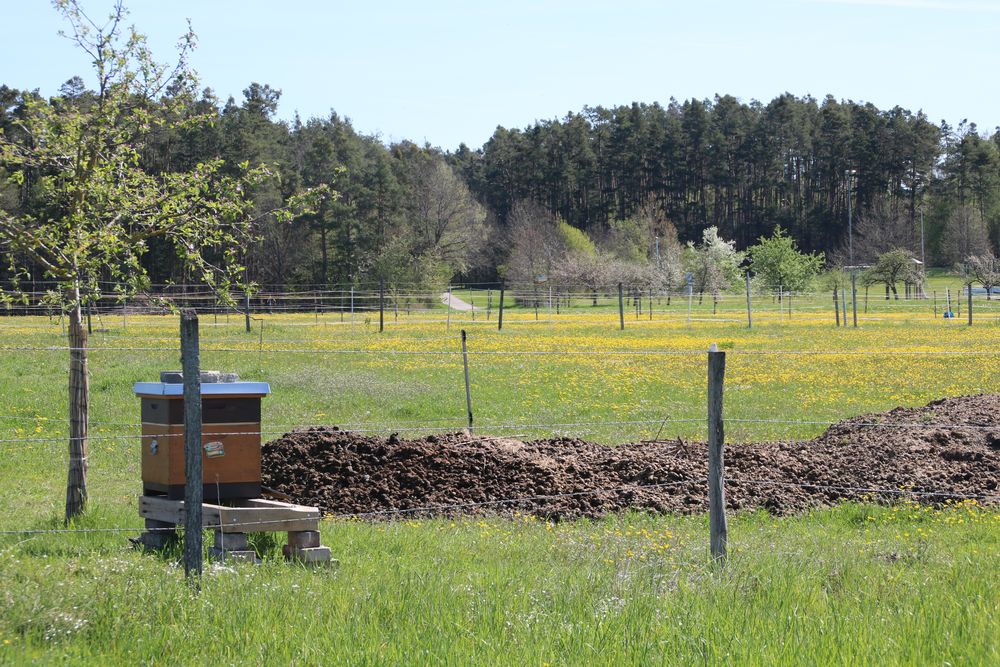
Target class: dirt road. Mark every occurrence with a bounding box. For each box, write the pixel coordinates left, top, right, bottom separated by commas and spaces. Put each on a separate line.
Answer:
441, 291, 476, 311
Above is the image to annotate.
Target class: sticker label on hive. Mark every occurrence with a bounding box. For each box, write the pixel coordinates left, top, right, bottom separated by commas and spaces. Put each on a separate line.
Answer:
150, 439, 158, 455
203, 441, 225, 458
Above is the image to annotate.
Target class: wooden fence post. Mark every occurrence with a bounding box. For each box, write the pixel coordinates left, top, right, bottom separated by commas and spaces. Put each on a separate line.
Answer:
834, 288, 840, 326
968, 285, 973, 326
379, 280, 385, 333
487, 289, 492, 321
851, 271, 858, 328
618, 282, 625, 331
446, 285, 452, 331
497, 283, 505, 331
461, 329, 473, 432
841, 287, 848, 325
244, 292, 251, 333
180, 311, 203, 582
745, 272, 753, 329
65, 297, 89, 521
707, 342, 728, 563
687, 284, 693, 324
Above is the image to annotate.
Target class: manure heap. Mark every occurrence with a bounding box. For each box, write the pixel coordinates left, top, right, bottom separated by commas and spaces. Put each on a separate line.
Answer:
263, 394, 1000, 519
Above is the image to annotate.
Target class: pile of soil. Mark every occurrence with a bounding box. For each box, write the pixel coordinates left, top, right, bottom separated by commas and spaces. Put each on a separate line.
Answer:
262, 394, 1000, 519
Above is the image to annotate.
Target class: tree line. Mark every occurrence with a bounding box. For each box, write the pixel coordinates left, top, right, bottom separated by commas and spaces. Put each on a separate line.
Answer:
4, 83, 1000, 293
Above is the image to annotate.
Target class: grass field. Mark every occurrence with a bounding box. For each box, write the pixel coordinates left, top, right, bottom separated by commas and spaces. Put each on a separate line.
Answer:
1, 282, 998, 664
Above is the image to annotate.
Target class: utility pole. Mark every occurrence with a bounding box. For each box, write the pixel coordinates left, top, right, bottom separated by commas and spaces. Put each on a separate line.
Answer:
847, 169, 856, 266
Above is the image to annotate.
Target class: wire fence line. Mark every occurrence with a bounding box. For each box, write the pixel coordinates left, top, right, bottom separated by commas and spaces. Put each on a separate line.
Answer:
5, 415, 1000, 448
2, 282, 993, 323
8, 413, 1000, 431
5, 343, 1000, 357
1, 303, 998, 562
1, 477, 996, 538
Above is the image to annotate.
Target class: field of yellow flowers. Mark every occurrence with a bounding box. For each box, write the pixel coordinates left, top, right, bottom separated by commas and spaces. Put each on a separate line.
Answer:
0, 297, 997, 663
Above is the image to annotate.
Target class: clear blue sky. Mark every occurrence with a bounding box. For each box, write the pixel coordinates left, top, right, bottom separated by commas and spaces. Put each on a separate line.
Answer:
3, 0, 999, 149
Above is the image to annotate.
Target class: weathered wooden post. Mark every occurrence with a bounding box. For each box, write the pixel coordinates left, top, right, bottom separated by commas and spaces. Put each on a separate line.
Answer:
446, 285, 452, 331
180, 311, 203, 582
841, 287, 848, 325
707, 342, 727, 563
497, 283, 505, 331
851, 271, 858, 328
745, 272, 753, 329
487, 289, 492, 321
687, 284, 693, 324
65, 294, 89, 521
461, 330, 473, 433
379, 279, 385, 333
244, 292, 251, 333
833, 288, 840, 326
618, 282, 625, 331
968, 285, 973, 326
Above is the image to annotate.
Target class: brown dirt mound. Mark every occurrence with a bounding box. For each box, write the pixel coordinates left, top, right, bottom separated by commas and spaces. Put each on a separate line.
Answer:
261, 394, 1000, 519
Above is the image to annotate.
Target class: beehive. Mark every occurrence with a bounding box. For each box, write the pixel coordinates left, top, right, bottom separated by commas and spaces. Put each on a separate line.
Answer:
133, 371, 270, 500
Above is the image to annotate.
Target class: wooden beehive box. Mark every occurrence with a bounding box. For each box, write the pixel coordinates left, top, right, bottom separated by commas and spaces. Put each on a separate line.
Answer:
134, 372, 270, 500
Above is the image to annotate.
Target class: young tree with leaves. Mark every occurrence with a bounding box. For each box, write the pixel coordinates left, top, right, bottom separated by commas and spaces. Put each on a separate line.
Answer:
683, 226, 744, 300
862, 249, 923, 300
749, 226, 824, 293
0, 1, 322, 520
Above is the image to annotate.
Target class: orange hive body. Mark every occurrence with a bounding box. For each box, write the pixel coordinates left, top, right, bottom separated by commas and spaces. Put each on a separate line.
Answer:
134, 373, 271, 500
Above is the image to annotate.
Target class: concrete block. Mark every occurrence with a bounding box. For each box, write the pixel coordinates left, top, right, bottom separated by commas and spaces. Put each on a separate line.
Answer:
213, 530, 250, 551
208, 546, 260, 564
283, 544, 336, 567
286, 530, 321, 548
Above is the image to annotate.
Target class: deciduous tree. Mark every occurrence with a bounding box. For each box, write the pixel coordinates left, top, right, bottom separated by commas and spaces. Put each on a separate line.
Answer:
749, 226, 824, 292
0, 1, 322, 520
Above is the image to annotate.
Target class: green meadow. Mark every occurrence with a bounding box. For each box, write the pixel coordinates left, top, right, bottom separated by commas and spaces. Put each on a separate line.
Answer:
1, 282, 998, 664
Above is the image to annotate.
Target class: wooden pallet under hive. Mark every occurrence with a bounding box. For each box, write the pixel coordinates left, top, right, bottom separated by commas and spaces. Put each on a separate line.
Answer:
135, 495, 335, 566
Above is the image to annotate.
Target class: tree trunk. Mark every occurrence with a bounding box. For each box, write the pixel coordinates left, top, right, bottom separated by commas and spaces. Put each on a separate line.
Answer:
66, 296, 89, 522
